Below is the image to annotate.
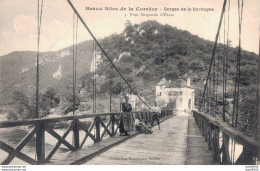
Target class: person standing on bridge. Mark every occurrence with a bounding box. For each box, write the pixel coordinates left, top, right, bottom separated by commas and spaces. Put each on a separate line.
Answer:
119, 94, 132, 136
151, 102, 161, 130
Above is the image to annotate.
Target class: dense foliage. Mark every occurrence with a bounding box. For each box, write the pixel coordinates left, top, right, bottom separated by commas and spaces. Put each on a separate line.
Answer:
89, 20, 258, 135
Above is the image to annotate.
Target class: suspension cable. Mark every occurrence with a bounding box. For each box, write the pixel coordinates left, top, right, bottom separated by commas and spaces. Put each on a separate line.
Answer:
222, 9, 226, 122
216, 37, 220, 99
110, 64, 112, 112
213, 45, 216, 116
215, 36, 220, 117
36, 0, 44, 118
256, 26, 260, 139
233, 0, 244, 128
92, 40, 95, 113
200, 0, 227, 111
93, 41, 97, 113
67, 0, 151, 110
224, 0, 230, 122
72, 13, 74, 115
75, 16, 78, 112
163, 25, 166, 78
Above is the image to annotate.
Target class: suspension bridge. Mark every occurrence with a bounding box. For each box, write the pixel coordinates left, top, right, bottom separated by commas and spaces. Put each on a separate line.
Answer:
0, 0, 259, 165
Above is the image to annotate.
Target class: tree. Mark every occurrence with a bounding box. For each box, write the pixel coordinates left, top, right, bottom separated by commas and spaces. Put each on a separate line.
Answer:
100, 81, 111, 94
120, 66, 133, 75
120, 54, 133, 63
8, 91, 34, 120
133, 59, 143, 69
62, 93, 81, 114
177, 61, 189, 75
112, 82, 122, 95
165, 72, 178, 81
39, 88, 60, 116
190, 61, 204, 71
124, 20, 134, 38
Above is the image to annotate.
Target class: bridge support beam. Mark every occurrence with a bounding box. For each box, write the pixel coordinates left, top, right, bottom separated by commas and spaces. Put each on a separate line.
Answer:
95, 117, 101, 142
222, 133, 231, 164
73, 120, 80, 149
36, 123, 45, 164
212, 126, 220, 163
111, 115, 115, 136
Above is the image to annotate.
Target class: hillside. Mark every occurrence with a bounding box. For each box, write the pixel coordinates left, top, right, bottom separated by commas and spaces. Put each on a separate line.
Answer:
0, 20, 258, 134
85, 20, 257, 134
91, 20, 258, 105
0, 40, 94, 105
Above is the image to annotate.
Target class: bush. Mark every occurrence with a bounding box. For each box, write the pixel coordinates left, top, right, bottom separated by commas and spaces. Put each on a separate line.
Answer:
190, 61, 204, 71
177, 61, 189, 75
6, 111, 18, 120
126, 77, 133, 83
165, 72, 178, 80
112, 82, 122, 95
100, 81, 111, 94
120, 55, 133, 63
133, 59, 143, 69
120, 67, 133, 74
142, 71, 152, 81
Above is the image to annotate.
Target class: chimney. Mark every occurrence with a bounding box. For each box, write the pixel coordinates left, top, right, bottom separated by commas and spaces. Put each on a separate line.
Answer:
187, 77, 190, 87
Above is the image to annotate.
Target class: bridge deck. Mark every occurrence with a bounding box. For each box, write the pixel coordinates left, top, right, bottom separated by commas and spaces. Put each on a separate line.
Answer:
85, 112, 217, 165
48, 112, 217, 165
48, 115, 173, 165
186, 114, 218, 165
85, 112, 188, 165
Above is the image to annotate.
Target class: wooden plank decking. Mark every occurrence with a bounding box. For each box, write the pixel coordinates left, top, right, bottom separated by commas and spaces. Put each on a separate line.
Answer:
186, 115, 218, 165
84, 112, 216, 165
48, 115, 174, 165
48, 112, 216, 165
85, 112, 189, 165
48, 131, 140, 165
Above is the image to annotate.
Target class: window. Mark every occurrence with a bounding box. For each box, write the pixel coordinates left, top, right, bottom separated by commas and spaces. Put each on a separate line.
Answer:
179, 98, 183, 104
168, 91, 178, 96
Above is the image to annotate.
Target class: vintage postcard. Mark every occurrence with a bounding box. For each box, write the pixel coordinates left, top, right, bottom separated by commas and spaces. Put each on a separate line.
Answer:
0, 0, 259, 170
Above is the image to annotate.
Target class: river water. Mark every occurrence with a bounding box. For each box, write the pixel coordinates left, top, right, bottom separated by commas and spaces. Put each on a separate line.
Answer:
0, 125, 106, 165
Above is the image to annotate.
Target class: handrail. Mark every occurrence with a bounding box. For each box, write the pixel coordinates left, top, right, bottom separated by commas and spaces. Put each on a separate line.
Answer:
0, 109, 175, 164
193, 110, 260, 149
0, 111, 154, 128
0, 109, 173, 128
193, 110, 259, 164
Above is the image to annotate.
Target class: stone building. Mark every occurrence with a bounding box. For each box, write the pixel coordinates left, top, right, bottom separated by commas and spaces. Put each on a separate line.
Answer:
155, 77, 195, 112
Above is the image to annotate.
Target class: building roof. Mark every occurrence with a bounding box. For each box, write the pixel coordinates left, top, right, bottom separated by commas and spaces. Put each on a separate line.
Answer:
156, 77, 195, 89
156, 77, 168, 86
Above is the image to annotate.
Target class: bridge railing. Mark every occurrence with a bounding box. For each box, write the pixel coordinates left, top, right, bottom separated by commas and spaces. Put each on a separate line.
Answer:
0, 110, 174, 165
192, 110, 259, 165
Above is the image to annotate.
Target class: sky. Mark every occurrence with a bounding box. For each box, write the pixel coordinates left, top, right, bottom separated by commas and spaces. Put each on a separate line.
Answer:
0, 0, 259, 56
